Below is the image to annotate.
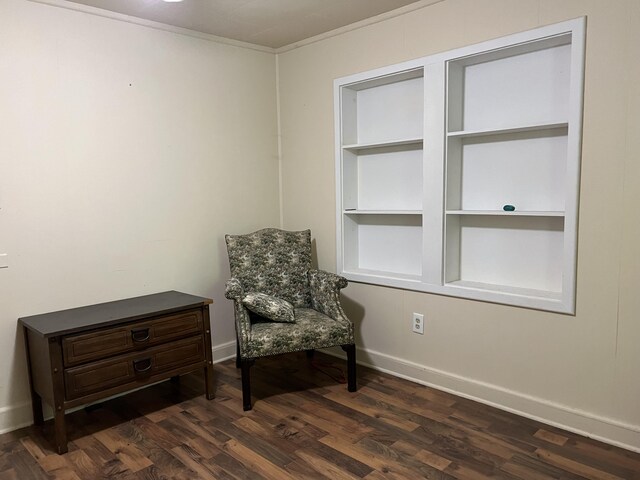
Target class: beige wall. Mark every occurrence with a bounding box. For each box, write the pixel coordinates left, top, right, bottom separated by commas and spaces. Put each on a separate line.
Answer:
1, 0, 638, 452
278, 0, 640, 450
0, 0, 279, 430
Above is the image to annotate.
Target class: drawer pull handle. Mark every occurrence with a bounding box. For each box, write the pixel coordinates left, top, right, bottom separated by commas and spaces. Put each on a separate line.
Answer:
133, 358, 152, 373
131, 328, 150, 343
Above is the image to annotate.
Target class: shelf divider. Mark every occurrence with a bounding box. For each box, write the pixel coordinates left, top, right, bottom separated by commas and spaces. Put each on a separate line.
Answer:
447, 122, 568, 139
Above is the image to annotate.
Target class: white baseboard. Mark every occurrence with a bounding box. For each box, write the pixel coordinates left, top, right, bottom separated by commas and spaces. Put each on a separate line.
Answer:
0, 402, 34, 435
212, 340, 236, 363
5, 341, 638, 454
322, 345, 640, 454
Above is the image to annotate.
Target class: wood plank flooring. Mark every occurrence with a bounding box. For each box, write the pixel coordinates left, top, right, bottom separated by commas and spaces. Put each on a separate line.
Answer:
1, 352, 639, 479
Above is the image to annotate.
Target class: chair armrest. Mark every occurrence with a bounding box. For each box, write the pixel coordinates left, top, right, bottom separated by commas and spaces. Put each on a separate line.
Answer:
232, 301, 252, 354
225, 277, 244, 301
225, 277, 251, 355
308, 269, 349, 321
310, 269, 348, 291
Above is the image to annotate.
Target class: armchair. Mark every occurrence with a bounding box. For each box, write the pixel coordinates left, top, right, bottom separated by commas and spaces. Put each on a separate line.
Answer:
225, 228, 356, 410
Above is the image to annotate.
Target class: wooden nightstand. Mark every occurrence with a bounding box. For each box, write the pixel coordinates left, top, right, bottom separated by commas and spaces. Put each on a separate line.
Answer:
19, 291, 214, 454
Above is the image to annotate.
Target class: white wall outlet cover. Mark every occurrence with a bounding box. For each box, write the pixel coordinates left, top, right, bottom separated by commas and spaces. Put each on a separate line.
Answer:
412, 312, 424, 334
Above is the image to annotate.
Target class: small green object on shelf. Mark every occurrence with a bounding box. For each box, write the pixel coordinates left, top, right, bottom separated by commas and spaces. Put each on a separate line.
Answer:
503, 204, 516, 212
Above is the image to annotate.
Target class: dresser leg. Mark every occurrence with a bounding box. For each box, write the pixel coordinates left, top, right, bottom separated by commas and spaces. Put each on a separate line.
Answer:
202, 304, 215, 400
54, 409, 68, 454
48, 336, 67, 454
31, 393, 44, 426
23, 327, 44, 426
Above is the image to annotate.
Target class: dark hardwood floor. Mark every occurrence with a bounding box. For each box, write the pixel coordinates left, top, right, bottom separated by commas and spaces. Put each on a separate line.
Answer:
1, 352, 639, 479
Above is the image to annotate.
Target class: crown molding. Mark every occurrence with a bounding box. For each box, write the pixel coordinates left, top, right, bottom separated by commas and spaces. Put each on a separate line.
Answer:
27, 0, 446, 55
275, 0, 445, 54
27, 0, 276, 54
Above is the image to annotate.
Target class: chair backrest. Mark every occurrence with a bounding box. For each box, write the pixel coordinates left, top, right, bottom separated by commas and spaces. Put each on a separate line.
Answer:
225, 228, 312, 308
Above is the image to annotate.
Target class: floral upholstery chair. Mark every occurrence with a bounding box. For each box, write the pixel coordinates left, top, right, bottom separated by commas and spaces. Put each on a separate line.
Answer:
225, 228, 356, 410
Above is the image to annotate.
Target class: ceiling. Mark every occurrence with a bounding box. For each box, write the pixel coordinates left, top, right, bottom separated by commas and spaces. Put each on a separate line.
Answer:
63, 0, 429, 49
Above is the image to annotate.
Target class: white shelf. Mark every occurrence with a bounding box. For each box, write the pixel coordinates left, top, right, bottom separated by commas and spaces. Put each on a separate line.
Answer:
445, 280, 562, 301
335, 18, 584, 313
447, 122, 568, 138
445, 215, 564, 294
445, 129, 567, 212
343, 268, 422, 283
345, 210, 422, 215
445, 280, 562, 300
342, 137, 423, 151
447, 40, 572, 132
446, 210, 564, 217
342, 213, 423, 278
343, 146, 423, 211
342, 74, 424, 146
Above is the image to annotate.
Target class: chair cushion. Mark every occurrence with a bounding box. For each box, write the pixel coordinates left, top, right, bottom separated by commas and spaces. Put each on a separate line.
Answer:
242, 292, 296, 323
246, 308, 352, 358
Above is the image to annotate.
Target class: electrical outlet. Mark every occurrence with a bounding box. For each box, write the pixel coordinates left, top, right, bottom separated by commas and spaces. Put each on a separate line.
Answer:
412, 312, 424, 334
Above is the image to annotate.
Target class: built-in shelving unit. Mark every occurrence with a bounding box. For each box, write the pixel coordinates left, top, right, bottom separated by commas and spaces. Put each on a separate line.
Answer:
443, 34, 574, 301
338, 67, 425, 281
335, 18, 585, 313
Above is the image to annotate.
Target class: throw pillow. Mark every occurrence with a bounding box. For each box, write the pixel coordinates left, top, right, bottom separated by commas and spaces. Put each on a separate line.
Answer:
242, 292, 296, 323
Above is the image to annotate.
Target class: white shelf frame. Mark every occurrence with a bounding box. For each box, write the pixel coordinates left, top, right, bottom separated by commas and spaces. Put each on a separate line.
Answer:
335, 17, 585, 314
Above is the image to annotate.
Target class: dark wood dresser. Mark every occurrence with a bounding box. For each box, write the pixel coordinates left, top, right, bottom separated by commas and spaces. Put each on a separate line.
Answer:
18, 291, 214, 454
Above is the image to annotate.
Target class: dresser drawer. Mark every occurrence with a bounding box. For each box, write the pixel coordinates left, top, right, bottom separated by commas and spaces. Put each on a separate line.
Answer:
62, 309, 203, 367
64, 335, 205, 400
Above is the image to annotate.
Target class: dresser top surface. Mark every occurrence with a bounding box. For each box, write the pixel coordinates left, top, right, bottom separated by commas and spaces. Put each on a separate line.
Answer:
18, 291, 212, 338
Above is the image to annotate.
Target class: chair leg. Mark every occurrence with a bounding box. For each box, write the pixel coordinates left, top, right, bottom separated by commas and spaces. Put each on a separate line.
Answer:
240, 358, 255, 411
236, 341, 241, 369
342, 344, 357, 392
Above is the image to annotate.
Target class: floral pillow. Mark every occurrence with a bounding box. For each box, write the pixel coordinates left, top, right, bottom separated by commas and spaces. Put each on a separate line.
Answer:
242, 292, 296, 323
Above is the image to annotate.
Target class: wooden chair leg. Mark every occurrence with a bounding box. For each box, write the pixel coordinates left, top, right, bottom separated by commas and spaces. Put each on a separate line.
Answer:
240, 358, 255, 411
236, 341, 241, 369
342, 344, 357, 392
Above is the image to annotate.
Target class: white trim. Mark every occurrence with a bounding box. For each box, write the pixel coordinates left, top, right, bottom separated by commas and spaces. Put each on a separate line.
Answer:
212, 340, 237, 363
276, 0, 446, 54
27, 0, 275, 53
276, 54, 285, 229
334, 80, 344, 276
334, 18, 585, 315
27, 0, 446, 55
5, 342, 639, 453
0, 401, 33, 435
322, 346, 640, 453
